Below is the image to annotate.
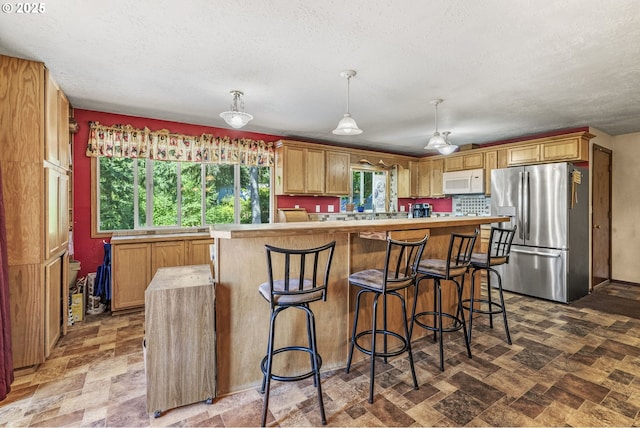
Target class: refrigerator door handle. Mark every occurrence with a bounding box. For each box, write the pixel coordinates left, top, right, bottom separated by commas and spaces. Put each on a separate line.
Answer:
511, 248, 562, 258
523, 170, 530, 240
517, 171, 524, 239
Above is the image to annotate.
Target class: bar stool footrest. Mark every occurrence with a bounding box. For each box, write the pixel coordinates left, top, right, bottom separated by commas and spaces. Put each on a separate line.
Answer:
414, 311, 465, 333
260, 346, 322, 383
461, 298, 505, 316
354, 329, 408, 358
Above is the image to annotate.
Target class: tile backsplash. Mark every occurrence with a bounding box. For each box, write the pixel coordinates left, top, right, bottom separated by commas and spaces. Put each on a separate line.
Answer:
452, 195, 491, 216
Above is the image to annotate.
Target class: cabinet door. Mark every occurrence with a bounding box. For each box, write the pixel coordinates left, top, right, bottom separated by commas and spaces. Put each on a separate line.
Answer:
541, 138, 586, 162
281, 146, 306, 194
305, 148, 325, 194
151, 241, 186, 277
430, 159, 444, 197
45, 69, 60, 165
484, 151, 497, 196
187, 239, 213, 266
463, 153, 484, 169
325, 151, 350, 195
497, 149, 508, 169
507, 145, 540, 165
397, 166, 411, 198
58, 173, 69, 249
444, 156, 463, 172
44, 255, 63, 358
57, 90, 70, 169
418, 162, 432, 197
112, 243, 152, 311
409, 161, 420, 197
45, 167, 61, 259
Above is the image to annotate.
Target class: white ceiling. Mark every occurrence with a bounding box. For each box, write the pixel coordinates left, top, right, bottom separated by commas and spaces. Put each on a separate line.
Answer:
1, 0, 639, 156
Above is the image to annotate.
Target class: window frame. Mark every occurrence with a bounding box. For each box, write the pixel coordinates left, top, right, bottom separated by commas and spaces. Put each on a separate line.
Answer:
90, 157, 273, 238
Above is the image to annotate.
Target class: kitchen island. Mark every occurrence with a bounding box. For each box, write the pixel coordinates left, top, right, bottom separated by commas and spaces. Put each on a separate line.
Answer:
210, 216, 508, 395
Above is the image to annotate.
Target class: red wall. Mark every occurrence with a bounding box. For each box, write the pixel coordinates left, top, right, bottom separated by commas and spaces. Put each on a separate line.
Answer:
72, 109, 283, 276
72, 109, 569, 275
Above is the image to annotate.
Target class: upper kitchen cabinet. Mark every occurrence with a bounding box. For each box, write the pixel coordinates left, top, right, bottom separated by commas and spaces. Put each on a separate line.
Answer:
45, 69, 70, 169
325, 150, 350, 195
507, 132, 591, 166
444, 152, 484, 172
0, 55, 72, 369
275, 141, 325, 195
540, 136, 589, 162
429, 159, 444, 197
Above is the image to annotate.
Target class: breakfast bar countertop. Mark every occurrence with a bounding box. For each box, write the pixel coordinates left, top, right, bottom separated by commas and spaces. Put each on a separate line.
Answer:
210, 215, 509, 239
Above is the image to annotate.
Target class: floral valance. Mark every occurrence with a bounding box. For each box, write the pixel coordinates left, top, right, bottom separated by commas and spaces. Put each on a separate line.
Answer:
86, 122, 274, 167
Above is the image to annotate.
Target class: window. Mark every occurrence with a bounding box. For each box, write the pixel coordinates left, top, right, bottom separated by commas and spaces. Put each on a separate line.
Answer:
342, 168, 388, 212
97, 157, 271, 232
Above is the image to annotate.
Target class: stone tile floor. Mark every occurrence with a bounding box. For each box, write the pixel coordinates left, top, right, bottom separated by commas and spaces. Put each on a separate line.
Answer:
2, 282, 640, 427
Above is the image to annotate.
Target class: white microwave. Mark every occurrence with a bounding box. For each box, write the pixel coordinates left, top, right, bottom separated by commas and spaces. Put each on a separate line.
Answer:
442, 168, 485, 195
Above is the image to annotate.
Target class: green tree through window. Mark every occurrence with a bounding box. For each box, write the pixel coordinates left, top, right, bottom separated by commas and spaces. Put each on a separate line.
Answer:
98, 158, 271, 231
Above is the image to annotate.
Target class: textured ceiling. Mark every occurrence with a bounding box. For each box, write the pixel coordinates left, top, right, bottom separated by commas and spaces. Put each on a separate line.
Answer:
1, 0, 639, 155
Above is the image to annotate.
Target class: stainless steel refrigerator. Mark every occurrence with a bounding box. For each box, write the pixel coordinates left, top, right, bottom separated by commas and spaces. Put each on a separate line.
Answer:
491, 162, 589, 302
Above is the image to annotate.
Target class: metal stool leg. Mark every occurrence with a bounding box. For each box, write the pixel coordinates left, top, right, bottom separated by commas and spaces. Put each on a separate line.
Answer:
436, 279, 445, 371
456, 278, 472, 358
369, 293, 379, 403
399, 290, 418, 389
346, 289, 365, 373
493, 268, 512, 345
261, 309, 279, 427
467, 269, 477, 344
307, 307, 326, 424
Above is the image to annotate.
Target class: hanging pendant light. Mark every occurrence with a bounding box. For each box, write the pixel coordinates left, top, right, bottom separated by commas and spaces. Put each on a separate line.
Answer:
333, 70, 363, 135
424, 99, 457, 154
219, 90, 253, 129
437, 131, 458, 155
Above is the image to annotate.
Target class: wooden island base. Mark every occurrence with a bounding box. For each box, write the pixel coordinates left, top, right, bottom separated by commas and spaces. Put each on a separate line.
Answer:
211, 216, 507, 396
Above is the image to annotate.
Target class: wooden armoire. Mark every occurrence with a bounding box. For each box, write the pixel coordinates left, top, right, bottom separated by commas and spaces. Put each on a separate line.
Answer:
0, 54, 71, 370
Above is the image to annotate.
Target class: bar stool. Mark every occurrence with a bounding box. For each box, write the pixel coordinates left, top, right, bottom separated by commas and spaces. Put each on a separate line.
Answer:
411, 230, 477, 371
463, 226, 517, 345
346, 235, 428, 404
258, 241, 336, 427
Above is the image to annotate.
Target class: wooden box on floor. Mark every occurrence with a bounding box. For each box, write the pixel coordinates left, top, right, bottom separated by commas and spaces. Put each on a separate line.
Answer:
144, 264, 216, 417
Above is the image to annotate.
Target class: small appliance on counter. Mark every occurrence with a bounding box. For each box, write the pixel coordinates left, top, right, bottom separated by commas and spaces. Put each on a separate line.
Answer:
412, 203, 431, 218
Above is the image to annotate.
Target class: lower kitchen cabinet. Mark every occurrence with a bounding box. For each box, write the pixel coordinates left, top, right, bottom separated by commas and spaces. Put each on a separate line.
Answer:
112, 242, 152, 312
111, 234, 213, 313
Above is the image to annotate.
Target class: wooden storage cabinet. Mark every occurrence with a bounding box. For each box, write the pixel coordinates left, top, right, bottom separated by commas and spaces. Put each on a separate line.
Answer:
429, 159, 444, 197
541, 137, 588, 162
1, 55, 70, 369
275, 142, 325, 195
112, 242, 152, 311
145, 265, 216, 416
507, 145, 540, 165
444, 153, 484, 172
325, 150, 350, 195
397, 165, 411, 198
111, 234, 214, 312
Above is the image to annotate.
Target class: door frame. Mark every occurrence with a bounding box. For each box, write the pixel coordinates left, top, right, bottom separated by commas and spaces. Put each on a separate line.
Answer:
591, 144, 612, 289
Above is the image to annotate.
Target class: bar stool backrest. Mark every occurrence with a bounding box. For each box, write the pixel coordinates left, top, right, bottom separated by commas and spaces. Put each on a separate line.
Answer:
264, 241, 336, 307
486, 226, 517, 265
383, 236, 429, 291
446, 230, 478, 278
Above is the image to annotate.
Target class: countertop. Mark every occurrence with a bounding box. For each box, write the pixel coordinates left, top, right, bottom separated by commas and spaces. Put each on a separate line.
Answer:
210, 216, 509, 239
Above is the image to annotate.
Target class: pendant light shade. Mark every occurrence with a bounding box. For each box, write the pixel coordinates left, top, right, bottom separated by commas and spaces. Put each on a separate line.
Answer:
437, 132, 458, 155
333, 70, 362, 135
424, 99, 458, 154
219, 90, 253, 129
